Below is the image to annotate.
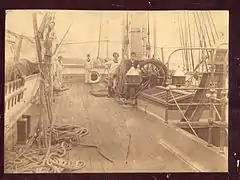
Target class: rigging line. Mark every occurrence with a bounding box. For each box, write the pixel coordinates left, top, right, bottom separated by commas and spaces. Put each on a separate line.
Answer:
177, 15, 186, 70
183, 11, 190, 71
122, 13, 126, 61
181, 12, 189, 71
147, 11, 151, 59
62, 40, 122, 45
6, 29, 35, 44
207, 11, 219, 40
187, 11, 195, 71
192, 12, 209, 72
200, 11, 212, 47
97, 16, 102, 59
38, 13, 51, 39
185, 12, 192, 71
52, 23, 72, 56
195, 12, 209, 51
169, 89, 198, 138
196, 12, 210, 72
205, 11, 216, 44
125, 11, 129, 60
194, 12, 209, 60
192, 12, 196, 68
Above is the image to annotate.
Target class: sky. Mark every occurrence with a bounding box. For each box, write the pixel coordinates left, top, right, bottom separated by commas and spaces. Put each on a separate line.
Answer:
5, 10, 229, 67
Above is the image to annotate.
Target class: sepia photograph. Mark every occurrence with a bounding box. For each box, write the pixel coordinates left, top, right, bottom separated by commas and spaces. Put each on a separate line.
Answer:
4, 10, 228, 173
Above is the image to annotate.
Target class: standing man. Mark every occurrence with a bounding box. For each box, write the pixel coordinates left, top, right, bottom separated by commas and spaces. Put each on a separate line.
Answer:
104, 52, 121, 97
123, 52, 141, 100
85, 53, 93, 84
125, 52, 139, 74
53, 57, 61, 92
57, 56, 64, 88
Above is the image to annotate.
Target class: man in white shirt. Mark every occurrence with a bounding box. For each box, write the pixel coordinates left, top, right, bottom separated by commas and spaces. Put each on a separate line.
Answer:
53, 56, 63, 91
57, 56, 64, 87
104, 52, 120, 97
85, 53, 93, 84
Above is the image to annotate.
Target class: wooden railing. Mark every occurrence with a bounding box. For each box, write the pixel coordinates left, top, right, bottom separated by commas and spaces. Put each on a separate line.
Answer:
5, 79, 25, 113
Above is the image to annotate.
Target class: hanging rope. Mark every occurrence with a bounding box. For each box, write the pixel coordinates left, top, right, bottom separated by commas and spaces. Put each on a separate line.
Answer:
193, 12, 209, 73
177, 15, 186, 71
213, 104, 222, 121
186, 11, 195, 71
200, 11, 212, 47
195, 12, 209, 56
205, 11, 217, 45
183, 11, 190, 72
207, 11, 219, 40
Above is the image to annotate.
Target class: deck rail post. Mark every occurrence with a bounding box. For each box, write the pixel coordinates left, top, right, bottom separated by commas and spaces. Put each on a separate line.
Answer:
165, 86, 169, 124
207, 83, 216, 147
219, 89, 227, 154
219, 48, 228, 154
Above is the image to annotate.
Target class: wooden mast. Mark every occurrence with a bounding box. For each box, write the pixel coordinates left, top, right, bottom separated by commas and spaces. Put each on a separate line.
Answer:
153, 12, 157, 59
97, 15, 102, 59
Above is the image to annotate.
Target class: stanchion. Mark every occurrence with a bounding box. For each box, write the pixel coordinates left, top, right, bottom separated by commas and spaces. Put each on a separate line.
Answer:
219, 90, 227, 154
206, 84, 216, 147
165, 86, 169, 124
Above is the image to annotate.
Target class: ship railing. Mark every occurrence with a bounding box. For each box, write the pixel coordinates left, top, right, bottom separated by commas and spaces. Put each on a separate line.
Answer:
165, 43, 228, 70
155, 85, 228, 154
4, 79, 26, 114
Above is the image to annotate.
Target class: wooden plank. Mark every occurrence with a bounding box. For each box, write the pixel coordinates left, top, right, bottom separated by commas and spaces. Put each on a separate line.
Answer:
51, 83, 196, 172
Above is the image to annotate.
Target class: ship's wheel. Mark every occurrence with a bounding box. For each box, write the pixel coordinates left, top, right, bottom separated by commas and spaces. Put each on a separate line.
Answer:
139, 59, 168, 88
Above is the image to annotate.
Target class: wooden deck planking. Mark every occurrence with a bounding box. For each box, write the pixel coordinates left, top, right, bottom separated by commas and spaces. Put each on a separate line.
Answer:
52, 83, 195, 172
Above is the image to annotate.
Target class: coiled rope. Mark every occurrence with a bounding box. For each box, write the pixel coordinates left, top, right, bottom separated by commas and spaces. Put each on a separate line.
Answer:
4, 124, 113, 173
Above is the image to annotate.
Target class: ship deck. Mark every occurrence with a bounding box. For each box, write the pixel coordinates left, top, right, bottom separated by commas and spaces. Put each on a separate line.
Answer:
48, 83, 195, 172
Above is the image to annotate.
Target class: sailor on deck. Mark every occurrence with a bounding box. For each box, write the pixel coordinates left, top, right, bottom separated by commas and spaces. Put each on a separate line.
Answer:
104, 52, 120, 97
57, 56, 64, 87
85, 53, 93, 84
53, 56, 63, 91
125, 52, 139, 73
43, 21, 57, 54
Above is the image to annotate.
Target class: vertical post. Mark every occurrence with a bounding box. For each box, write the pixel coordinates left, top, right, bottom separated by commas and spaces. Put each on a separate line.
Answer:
165, 86, 169, 124
219, 91, 226, 153
153, 12, 157, 59
33, 13, 47, 148
97, 16, 102, 58
207, 84, 215, 147
219, 50, 228, 154
161, 47, 164, 63
106, 40, 109, 59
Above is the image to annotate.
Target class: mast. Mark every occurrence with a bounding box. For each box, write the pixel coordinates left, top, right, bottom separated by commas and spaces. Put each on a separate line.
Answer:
153, 12, 157, 59
146, 11, 151, 59
97, 16, 102, 58
130, 12, 145, 59
121, 14, 125, 60
122, 11, 129, 60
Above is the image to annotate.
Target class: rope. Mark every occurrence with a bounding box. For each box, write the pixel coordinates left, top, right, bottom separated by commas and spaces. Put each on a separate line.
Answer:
213, 104, 222, 121
4, 124, 113, 173
5, 123, 113, 173
169, 88, 198, 138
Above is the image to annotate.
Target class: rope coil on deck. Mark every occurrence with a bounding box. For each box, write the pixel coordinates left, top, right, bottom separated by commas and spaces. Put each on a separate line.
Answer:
4, 124, 89, 173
